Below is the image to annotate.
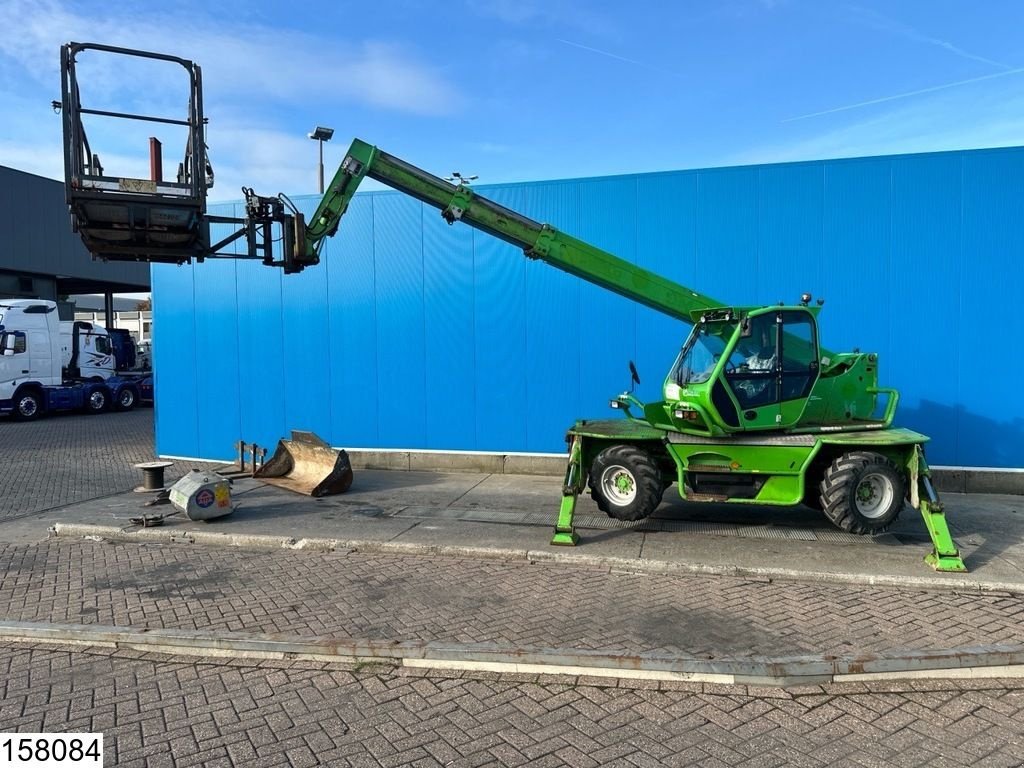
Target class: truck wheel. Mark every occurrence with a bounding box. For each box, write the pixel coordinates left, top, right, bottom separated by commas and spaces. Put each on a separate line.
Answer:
589, 445, 664, 522
819, 451, 905, 534
114, 386, 138, 411
84, 387, 109, 414
14, 389, 43, 420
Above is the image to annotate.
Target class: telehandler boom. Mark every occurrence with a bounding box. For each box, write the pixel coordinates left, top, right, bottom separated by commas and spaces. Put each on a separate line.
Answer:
58, 42, 965, 571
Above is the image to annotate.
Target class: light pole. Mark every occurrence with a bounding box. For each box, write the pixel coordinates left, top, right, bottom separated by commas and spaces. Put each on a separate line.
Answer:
308, 125, 334, 193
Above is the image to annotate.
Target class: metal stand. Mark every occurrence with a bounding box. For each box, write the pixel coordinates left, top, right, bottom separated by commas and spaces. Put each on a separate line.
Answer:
235, 440, 266, 476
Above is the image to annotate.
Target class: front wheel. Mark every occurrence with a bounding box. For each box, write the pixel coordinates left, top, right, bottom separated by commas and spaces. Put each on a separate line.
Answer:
819, 451, 905, 534
13, 389, 43, 420
589, 445, 664, 522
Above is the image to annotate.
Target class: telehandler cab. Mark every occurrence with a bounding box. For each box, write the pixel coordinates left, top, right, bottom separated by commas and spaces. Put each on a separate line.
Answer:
58, 42, 965, 571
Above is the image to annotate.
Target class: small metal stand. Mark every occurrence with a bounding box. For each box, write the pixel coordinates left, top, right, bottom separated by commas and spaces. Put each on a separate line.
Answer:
235, 440, 266, 476
134, 460, 174, 493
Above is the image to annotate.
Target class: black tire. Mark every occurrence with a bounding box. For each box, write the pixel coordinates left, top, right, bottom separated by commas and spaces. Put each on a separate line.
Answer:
114, 386, 138, 411
84, 386, 109, 414
819, 451, 905, 534
589, 445, 664, 522
13, 388, 43, 420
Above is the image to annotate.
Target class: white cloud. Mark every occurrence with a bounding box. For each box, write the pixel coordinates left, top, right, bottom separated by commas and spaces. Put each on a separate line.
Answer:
0, 0, 460, 115
204, 123, 329, 201
0, 0, 461, 202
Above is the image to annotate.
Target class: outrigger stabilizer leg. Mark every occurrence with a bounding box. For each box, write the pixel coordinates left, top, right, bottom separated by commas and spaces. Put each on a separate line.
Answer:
913, 447, 967, 572
551, 436, 583, 546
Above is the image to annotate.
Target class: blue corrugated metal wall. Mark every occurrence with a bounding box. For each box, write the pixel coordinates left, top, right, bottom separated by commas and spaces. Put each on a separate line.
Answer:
152, 146, 1024, 468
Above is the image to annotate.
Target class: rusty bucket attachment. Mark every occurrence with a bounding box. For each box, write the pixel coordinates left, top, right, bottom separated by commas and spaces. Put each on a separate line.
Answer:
254, 431, 353, 497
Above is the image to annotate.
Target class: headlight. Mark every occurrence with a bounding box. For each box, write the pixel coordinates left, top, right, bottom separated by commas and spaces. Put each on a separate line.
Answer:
665, 382, 681, 401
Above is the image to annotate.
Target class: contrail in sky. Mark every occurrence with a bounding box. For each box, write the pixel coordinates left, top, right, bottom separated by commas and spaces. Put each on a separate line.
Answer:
844, 3, 1013, 72
556, 38, 685, 79
784, 66, 1024, 122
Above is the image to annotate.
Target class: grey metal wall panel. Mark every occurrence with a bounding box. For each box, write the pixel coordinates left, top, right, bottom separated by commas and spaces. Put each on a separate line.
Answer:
0, 166, 150, 288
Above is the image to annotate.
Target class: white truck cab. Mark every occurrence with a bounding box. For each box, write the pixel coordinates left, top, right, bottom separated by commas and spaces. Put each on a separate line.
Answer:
59, 320, 115, 380
0, 300, 63, 404
0, 299, 135, 419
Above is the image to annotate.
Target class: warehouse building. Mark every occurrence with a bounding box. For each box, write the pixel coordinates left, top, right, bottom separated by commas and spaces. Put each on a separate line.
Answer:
0, 165, 150, 324
150, 145, 1022, 479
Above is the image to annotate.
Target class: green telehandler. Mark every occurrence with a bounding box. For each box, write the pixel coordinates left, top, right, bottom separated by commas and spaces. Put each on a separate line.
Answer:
58, 42, 965, 572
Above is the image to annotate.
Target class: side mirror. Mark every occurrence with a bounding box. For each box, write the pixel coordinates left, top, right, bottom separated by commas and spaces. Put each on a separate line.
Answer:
628, 360, 641, 391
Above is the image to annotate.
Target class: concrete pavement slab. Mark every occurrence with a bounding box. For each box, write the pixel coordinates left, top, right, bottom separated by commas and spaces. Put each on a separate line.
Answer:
4, 463, 1023, 590
394, 518, 647, 560
4, 620, 1024, 686
454, 472, 568, 510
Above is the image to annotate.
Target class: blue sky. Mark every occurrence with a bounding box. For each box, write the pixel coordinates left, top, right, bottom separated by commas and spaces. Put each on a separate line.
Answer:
1, 0, 1023, 201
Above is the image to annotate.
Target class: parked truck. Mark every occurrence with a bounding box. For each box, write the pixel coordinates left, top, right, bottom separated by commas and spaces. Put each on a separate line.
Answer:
60, 319, 114, 379
57, 42, 965, 571
0, 299, 145, 419
106, 328, 135, 372
105, 327, 155, 403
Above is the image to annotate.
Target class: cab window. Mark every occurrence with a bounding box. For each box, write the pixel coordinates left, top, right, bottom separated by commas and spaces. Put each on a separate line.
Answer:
780, 311, 818, 401
671, 321, 736, 386
725, 313, 778, 409
0, 332, 26, 354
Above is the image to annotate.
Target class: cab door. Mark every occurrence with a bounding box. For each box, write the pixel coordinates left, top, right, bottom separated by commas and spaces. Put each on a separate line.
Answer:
0, 331, 28, 399
777, 310, 819, 428
719, 309, 820, 431
721, 311, 781, 430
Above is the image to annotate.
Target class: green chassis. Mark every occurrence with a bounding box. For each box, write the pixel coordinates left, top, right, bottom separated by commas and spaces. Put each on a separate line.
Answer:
551, 418, 966, 573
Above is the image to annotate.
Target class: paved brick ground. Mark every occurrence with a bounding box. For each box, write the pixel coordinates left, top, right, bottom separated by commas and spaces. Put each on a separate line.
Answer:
4, 413, 1024, 765
0, 409, 177, 520
1, 646, 1023, 767
2, 539, 1023, 658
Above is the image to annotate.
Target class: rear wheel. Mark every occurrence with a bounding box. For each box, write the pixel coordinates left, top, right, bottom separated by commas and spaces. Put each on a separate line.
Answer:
114, 386, 138, 411
84, 387, 109, 414
13, 389, 43, 420
589, 445, 664, 522
819, 451, 905, 534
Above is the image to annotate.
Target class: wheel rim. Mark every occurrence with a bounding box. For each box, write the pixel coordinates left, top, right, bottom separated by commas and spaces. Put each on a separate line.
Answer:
18, 396, 37, 417
600, 464, 637, 506
89, 391, 106, 410
119, 389, 135, 407
854, 472, 894, 519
